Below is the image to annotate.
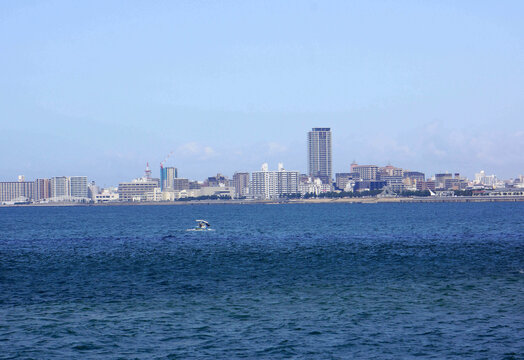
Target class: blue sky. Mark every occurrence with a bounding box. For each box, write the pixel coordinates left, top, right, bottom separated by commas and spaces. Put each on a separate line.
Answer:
1, 1, 523, 186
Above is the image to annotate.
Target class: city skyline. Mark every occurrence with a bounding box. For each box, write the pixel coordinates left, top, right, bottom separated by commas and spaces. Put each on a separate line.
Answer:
1, 1, 523, 184
0, 128, 522, 188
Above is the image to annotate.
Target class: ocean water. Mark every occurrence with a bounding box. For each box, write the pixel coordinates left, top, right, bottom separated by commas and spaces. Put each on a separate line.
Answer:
0, 203, 523, 359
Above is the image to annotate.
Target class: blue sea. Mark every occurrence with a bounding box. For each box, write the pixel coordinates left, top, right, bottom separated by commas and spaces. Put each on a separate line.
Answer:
1, 203, 523, 359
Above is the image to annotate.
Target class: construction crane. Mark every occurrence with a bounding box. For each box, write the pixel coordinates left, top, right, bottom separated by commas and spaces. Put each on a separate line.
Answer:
160, 151, 174, 168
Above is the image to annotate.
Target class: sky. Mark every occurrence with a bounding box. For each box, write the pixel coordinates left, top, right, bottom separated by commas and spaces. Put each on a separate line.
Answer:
1, 1, 523, 186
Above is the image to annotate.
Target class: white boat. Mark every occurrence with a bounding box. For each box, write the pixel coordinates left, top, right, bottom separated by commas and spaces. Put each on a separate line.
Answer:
187, 219, 213, 231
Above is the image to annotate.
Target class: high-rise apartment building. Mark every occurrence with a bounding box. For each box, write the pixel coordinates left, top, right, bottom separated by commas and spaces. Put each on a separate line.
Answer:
308, 128, 332, 183
0, 180, 34, 202
50, 176, 70, 198
233, 172, 250, 198
69, 176, 88, 198
160, 166, 178, 191
251, 163, 299, 199
34, 178, 51, 201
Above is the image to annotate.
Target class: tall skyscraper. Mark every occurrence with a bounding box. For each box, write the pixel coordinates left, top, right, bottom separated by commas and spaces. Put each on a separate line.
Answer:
160, 165, 178, 191
307, 128, 332, 183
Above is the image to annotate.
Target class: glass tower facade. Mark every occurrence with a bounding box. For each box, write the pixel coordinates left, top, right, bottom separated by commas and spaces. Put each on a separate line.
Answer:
160, 166, 178, 191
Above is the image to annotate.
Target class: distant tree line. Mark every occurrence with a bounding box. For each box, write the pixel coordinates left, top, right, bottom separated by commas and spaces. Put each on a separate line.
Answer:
176, 195, 232, 202
173, 189, 473, 202
281, 190, 383, 199
453, 190, 473, 196
281, 189, 436, 199
399, 190, 432, 197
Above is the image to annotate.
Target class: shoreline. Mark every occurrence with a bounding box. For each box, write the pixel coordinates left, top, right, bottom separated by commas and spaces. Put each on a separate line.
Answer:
2, 196, 524, 208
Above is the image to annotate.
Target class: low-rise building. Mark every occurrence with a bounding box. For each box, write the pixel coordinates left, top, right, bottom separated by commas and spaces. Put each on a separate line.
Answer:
380, 175, 404, 193
353, 180, 387, 192
299, 177, 332, 196
95, 190, 119, 203
335, 172, 360, 190
416, 180, 436, 191
118, 178, 160, 201
351, 164, 379, 180
173, 178, 190, 191
435, 173, 453, 190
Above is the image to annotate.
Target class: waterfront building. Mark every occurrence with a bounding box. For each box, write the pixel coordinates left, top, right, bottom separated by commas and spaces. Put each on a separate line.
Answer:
189, 181, 202, 190
0, 179, 34, 203
233, 172, 250, 198
308, 128, 332, 183
50, 176, 70, 199
299, 174, 310, 184
515, 175, 524, 188
160, 166, 178, 191
380, 175, 404, 193
474, 170, 497, 187
299, 177, 333, 196
34, 178, 51, 201
145, 187, 164, 202
435, 173, 453, 190
94, 189, 119, 203
378, 165, 403, 177
87, 181, 99, 201
416, 180, 436, 191
336, 173, 351, 190
403, 171, 425, 183
204, 174, 228, 187
251, 163, 299, 199
402, 171, 425, 190
118, 177, 160, 202
173, 178, 190, 191
353, 180, 387, 192
69, 176, 88, 198
444, 173, 467, 190
335, 172, 360, 190
193, 186, 235, 198
352, 164, 379, 180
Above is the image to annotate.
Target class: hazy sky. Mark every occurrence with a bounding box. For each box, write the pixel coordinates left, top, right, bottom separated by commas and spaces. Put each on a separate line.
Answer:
1, 1, 523, 186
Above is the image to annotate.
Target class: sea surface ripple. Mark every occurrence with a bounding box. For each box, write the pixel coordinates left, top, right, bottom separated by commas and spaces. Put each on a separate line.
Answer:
0, 203, 523, 359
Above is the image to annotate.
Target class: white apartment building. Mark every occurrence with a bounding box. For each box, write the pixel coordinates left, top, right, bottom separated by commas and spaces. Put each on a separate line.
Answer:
299, 177, 332, 196
251, 163, 299, 199
474, 170, 497, 187
50, 176, 70, 198
69, 176, 88, 198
